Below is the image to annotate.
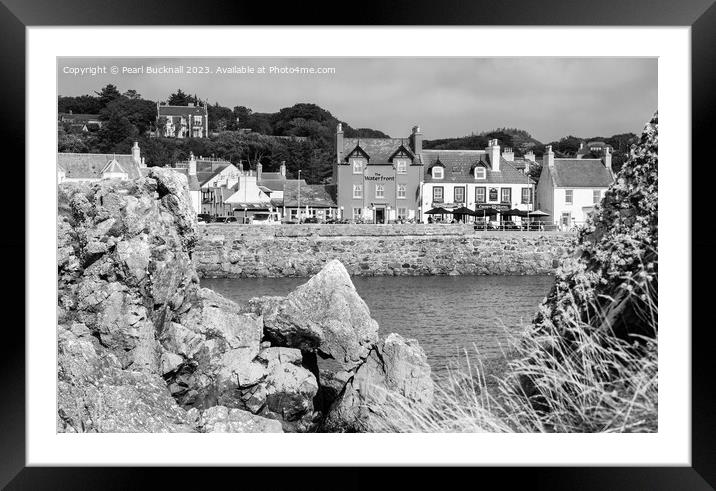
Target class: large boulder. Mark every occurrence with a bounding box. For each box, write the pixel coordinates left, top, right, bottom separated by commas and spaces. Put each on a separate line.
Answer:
323, 333, 434, 432
160, 287, 264, 409
244, 260, 379, 372
57, 326, 193, 433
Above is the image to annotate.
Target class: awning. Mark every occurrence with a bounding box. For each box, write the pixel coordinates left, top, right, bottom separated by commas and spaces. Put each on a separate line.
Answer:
451, 206, 476, 216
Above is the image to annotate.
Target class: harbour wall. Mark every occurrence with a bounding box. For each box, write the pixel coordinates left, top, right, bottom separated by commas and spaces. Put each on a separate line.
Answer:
194, 224, 575, 278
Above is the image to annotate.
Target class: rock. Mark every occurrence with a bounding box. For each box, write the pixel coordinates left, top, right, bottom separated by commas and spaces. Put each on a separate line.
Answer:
198, 406, 283, 433
257, 347, 303, 368
323, 333, 434, 432
263, 362, 318, 432
162, 287, 265, 408
57, 327, 194, 433
246, 260, 379, 372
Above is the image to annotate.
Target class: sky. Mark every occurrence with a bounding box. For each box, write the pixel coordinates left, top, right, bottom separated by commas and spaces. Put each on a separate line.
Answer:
57, 57, 657, 142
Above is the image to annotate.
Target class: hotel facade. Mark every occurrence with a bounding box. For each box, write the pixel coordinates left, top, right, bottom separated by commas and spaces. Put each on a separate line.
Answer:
333, 125, 535, 223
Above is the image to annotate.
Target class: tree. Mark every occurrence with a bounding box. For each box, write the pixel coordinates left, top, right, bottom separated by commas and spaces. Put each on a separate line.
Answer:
123, 89, 142, 100
167, 89, 191, 106
95, 84, 122, 108
99, 97, 157, 135
58, 94, 103, 114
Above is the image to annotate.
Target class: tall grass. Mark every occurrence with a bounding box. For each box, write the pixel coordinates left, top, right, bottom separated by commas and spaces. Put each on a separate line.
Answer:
370, 272, 658, 433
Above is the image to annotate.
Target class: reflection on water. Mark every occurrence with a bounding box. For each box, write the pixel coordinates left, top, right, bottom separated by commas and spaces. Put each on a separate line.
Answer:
202, 275, 554, 376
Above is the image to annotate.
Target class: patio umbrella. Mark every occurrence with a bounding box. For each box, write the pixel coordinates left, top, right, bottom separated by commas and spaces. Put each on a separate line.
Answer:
474, 207, 499, 229
425, 207, 452, 214
527, 209, 550, 217
452, 206, 476, 215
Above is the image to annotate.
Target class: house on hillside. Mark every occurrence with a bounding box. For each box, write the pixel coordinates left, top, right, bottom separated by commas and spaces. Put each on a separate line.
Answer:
576, 140, 613, 158
535, 145, 614, 230
59, 112, 103, 131
57, 141, 144, 183
333, 123, 424, 223
421, 139, 535, 223
156, 102, 209, 138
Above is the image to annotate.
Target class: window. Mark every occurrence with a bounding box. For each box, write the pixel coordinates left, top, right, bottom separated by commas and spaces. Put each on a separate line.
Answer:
433, 186, 444, 203
375, 184, 385, 199
565, 189, 573, 204
352, 159, 363, 174
432, 167, 444, 179
501, 188, 511, 203
353, 184, 363, 199
397, 184, 406, 199
398, 207, 407, 218
193, 115, 202, 125
352, 207, 362, 220
454, 186, 465, 203
396, 160, 407, 174
475, 187, 486, 203
593, 189, 601, 204
488, 188, 498, 202
521, 187, 532, 204
474, 167, 486, 179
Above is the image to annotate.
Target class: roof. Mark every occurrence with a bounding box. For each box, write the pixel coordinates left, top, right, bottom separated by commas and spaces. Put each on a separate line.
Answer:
260, 172, 285, 181
175, 158, 234, 187
422, 150, 533, 185
259, 179, 288, 192
510, 158, 533, 172
59, 113, 101, 122
102, 159, 126, 174
550, 159, 614, 188
157, 104, 208, 117
283, 181, 337, 208
57, 152, 143, 180
342, 137, 417, 166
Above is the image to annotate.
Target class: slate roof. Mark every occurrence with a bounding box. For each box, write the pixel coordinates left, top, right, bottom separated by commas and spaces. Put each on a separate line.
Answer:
157, 105, 208, 117
57, 152, 142, 180
260, 172, 284, 181
550, 159, 614, 188
175, 159, 234, 187
422, 150, 533, 185
259, 178, 289, 192
59, 113, 101, 122
283, 181, 337, 208
342, 137, 417, 166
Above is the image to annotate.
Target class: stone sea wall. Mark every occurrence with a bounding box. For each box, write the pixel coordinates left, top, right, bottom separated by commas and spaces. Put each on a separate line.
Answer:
194, 224, 574, 278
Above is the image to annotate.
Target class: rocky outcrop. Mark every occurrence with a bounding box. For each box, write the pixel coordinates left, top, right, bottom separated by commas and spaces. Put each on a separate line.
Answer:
57, 169, 434, 433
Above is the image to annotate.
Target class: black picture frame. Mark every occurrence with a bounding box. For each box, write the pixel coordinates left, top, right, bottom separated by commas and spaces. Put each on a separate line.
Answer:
4, 0, 712, 487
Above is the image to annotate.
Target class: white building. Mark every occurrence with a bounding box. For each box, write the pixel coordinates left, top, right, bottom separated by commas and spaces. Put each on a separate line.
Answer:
421, 139, 535, 222
535, 145, 614, 229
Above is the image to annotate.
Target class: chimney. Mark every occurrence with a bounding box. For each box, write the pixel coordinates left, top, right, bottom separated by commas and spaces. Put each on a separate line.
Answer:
487, 139, 501, 172
502, 147, 514, 162
69, 109, 73, 115
336, 123, 344, 164
411, 125, 423, 157
544, 145, 555, 168
280, 161, 286, 177
604, 146, 613, 173
132, 141, 141, 166
189, 152, 197, 176
525, 150, 536, 162
257, 162, 263, 181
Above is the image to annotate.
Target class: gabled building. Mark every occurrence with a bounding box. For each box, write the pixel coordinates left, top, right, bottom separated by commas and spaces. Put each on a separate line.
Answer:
57, 141, 144, 183
333, 124, 424, 223
421, 139, 535, 222
174, 154, 240, 215
156, 102, 208, 138
535, 145, 614, 229
577, 140, 613, 158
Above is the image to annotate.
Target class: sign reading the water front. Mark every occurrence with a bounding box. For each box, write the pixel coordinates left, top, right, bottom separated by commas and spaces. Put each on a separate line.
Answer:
364, 172, 395, 182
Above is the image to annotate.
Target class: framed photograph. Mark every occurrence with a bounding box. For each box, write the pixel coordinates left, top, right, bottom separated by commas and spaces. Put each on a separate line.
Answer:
6, 0, 712, 486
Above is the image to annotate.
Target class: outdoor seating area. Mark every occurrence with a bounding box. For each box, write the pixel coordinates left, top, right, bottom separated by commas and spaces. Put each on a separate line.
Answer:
425, 206, 554, 231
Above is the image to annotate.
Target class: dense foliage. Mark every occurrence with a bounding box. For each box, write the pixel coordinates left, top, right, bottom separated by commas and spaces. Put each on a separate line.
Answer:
58, 85, 637, 183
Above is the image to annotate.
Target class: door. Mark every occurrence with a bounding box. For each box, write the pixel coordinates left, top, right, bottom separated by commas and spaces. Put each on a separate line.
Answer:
561, 212, 571, 229
375, 208, 385, 224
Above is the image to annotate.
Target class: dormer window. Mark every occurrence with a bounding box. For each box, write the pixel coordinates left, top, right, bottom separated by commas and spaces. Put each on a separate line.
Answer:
432, 167, 444, 179
474, 167, 486, 179
396, 160, 407, 174
352, 159, 364, 174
